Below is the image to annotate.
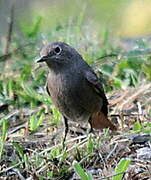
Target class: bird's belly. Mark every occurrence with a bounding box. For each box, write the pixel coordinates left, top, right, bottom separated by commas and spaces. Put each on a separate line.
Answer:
53, 95, 91, 122
72, 113, 91, 122
47, 72, 100, 122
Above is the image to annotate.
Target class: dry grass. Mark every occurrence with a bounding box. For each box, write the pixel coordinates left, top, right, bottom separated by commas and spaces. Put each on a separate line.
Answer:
0, 84, 150, 179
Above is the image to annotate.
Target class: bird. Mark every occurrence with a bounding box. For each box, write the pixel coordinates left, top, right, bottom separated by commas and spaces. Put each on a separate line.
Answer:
37, 42, 117, 144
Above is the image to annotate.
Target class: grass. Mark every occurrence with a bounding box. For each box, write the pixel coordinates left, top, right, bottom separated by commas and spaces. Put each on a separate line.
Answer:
0, 16, 151, 179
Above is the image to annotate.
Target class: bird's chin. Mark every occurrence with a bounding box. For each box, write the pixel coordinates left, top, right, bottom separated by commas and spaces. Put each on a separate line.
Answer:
50, 56, 65, 64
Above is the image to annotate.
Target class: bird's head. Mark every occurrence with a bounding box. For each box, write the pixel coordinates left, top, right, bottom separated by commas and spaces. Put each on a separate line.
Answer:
37, 42, 81, 70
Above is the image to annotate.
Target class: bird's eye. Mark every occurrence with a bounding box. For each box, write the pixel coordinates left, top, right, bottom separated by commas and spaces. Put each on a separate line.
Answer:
54, 46, 61, 54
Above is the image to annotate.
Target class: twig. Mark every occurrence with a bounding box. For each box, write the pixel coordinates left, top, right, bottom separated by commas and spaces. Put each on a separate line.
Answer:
8, 124, 26, 135
146, 165, 151, 179
110, 113, 145, 117
13, 168, 26, 180
137, 101, 143, 122
106, 142, 118, 161
39, 135, 87, 155
0, 43, 35, 62
4, 1, 15, 54
96, 48, 151, 61
0, 162, 21, 175
97, 53, 118, 60
100, 171, 127, 179
119, 84, 151, 110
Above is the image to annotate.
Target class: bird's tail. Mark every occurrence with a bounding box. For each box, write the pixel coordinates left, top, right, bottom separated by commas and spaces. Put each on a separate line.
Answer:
90, 111, 117, 131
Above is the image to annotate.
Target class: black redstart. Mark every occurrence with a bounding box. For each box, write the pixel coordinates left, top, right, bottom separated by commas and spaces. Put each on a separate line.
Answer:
37, 42, 117, 143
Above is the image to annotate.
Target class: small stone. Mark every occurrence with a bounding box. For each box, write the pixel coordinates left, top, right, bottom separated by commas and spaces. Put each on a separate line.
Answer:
137, 147, 151, 160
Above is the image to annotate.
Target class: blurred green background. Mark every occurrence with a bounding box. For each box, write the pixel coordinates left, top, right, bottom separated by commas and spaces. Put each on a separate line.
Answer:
0, 1, 151, 179
0, 0, 151, 94
1, 0, 151, 38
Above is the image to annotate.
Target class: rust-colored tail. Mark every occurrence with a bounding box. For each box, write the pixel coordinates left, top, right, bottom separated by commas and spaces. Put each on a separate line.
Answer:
90, 111, 117, 131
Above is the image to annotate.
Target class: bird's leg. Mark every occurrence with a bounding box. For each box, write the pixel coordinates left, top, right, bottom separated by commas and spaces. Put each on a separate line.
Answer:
88, 117, 94, 133
62, 116, 69, 148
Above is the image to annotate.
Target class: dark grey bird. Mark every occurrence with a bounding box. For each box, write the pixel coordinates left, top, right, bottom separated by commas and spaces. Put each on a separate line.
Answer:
37, 42, 116, 144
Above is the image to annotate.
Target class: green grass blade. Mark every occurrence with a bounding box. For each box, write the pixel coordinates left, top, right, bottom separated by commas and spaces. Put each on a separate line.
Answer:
0, 119, 8, 159
112, 159, 131, 180
73, 160, 93, 180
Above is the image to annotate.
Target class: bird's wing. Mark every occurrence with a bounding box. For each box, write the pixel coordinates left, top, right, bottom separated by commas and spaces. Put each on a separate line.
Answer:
85, 70, 108, 115
85, 70, 117, 131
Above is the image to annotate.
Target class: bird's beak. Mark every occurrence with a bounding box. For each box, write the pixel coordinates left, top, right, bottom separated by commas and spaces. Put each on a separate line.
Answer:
36, 56, 48, 63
